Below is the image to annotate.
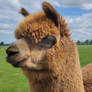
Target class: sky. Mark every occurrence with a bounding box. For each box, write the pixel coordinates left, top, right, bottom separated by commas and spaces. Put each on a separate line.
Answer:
0, 0, 92, 43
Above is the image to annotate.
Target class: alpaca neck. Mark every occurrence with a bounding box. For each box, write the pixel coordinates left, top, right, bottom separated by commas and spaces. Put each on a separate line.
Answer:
23, 57, 85, 92
28, 77, 62, 92
28, 73, 85, 92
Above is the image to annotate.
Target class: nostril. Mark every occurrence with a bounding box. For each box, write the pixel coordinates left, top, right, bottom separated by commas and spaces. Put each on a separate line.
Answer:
7, 51, 19, 56
6, 46, 19, 56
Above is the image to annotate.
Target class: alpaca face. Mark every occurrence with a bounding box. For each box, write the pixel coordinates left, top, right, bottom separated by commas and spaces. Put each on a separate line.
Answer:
6, 35, 56, 71
6, 12, 59, 71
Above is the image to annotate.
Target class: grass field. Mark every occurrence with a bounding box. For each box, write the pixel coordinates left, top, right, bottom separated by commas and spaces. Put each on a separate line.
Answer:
0, 45, 92, 92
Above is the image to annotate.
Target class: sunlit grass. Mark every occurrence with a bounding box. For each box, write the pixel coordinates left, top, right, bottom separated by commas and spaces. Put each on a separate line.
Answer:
78, 45, 92, 67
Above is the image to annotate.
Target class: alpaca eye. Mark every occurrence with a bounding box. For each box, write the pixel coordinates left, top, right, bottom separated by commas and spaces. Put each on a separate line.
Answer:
20, 35, 24, 38
16, 34, 24, 39
37, 35, 56, 49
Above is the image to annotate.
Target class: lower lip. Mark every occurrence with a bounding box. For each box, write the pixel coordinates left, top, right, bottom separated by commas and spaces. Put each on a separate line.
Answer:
12, 62, 21, 68
6, 56, 22, 68
6, 56, 13, 63
6, 55, 27, 67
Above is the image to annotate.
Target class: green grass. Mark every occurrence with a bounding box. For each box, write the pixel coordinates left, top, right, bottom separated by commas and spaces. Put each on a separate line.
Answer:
0, 45, 92, 92
78, 45, 92, 67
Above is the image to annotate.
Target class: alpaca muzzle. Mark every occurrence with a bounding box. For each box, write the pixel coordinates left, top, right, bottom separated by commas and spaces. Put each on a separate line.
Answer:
6, 44, 27, 68
6, 45, 19, 57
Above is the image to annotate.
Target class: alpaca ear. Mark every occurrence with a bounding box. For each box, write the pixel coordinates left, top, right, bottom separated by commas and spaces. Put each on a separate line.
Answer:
37, 35, 56, 49
42, 2, 60, 27
19, 8, 30, 17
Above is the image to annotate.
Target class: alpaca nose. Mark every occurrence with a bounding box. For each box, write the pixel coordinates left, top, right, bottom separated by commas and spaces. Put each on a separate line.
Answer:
6, 44, 19, 56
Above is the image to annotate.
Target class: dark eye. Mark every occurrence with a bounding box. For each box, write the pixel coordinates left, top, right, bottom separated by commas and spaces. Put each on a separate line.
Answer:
17, 34, 24, 39
37, 35, 56, 49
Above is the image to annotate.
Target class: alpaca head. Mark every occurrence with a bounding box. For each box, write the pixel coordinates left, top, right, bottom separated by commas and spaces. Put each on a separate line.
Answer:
6, 2, 69, 75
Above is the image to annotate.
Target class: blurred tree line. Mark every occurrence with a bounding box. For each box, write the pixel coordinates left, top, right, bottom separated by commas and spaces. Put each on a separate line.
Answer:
76, 40, 92, 45
0, 41, 9, 46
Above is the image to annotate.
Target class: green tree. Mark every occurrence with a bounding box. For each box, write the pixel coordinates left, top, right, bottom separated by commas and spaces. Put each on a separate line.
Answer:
0, 41, 4, 45
77, 40, 81, 45
85, 40, 89, 45
89, 40, 92, 45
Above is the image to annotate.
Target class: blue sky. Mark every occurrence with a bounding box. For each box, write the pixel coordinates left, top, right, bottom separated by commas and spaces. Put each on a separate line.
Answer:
0, 0, 92, 43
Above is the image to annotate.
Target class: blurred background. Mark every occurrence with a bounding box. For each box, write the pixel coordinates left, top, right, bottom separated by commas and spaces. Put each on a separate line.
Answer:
0, 0, 92, 92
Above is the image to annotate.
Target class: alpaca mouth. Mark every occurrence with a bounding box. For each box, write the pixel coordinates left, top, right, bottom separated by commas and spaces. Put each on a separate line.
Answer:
12, 62, 21, 67
6, 55, 28, 68
7, 51, 19, 56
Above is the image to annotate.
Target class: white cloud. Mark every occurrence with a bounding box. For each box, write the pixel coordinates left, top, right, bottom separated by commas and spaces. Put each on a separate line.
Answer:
66, 13, 92, 29
82, 3, 92, 10
0, 30, 13, 34
51, 0, 92, 10
8, 0, 21, 8
52, 1, 61, 7
0, 24, 10, 29
65, 13, 92, 41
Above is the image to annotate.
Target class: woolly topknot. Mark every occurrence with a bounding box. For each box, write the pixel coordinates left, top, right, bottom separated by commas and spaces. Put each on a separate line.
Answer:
15, 13, 59, 44
15, 2, 70, 45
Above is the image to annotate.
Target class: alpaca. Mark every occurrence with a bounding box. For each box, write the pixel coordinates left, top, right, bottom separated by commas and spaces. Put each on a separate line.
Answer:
6, 2, 87, 92
82, 64, 92, 92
